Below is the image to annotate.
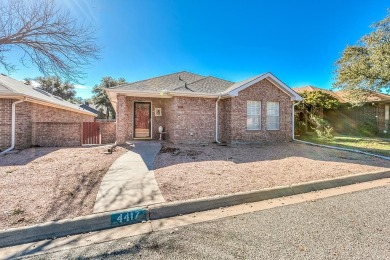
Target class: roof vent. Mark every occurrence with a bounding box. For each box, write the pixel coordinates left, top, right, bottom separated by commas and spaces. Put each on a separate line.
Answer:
33, 87, 51, 97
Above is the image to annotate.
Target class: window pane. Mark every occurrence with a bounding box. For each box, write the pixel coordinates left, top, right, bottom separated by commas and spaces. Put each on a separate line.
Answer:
267, 102, 279, 130
247, 101, 261, 130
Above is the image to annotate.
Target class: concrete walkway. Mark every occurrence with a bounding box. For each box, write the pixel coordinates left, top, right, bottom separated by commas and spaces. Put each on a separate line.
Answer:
93, 142, 165, 213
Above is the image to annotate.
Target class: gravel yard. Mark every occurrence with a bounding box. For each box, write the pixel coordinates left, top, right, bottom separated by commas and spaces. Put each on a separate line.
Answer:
0, 146, 127, 229
154, 142, 390, 202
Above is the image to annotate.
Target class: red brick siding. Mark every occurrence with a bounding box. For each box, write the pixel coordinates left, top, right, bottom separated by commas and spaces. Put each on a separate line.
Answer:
0, 99, 13, 150
31, 103, 94, 122
225, 78, 293, 142
116, 95, 131, 144
1, 99, 95, 149
32, 122, 82, 147
219, 98, 231, 142
14, 102, 33, 149
167, 97, 217, 143
100, 122, 116, 144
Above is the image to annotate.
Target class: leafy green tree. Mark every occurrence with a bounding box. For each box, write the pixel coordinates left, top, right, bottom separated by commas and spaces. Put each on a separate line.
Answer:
297, 90, 340, 135
92, 77, 126, 119
298, 90, 340, 115
34, 76, 76, 101
334, 10, 390, 103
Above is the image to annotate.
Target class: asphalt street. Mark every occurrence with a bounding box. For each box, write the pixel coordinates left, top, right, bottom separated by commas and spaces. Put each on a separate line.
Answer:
24, 185, 390, 259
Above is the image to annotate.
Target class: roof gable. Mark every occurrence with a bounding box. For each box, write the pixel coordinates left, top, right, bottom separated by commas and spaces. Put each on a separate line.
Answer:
225, 72, 302, 101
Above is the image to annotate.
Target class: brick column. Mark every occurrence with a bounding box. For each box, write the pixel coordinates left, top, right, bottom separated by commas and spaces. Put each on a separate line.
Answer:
116, 95, 128, 144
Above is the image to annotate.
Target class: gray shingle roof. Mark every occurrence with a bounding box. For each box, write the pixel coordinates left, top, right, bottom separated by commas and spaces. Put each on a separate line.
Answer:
110, 71, 234, 94
0, 74, 96, 116
107, 71, 302, 101
0, 82, 15, 94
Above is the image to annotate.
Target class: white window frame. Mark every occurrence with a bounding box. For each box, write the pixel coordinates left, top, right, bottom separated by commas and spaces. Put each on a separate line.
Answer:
247, 101, 261, 130
266, 102, 280, 130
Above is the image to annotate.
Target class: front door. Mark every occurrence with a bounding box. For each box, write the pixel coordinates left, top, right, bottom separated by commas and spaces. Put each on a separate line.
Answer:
134, 102, 151, 138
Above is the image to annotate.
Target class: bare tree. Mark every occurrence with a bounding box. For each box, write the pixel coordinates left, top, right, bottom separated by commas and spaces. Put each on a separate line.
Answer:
0, 0, 100, 82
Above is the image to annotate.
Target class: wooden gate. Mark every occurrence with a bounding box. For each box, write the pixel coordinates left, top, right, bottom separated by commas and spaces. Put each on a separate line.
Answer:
82, 122, 101, 144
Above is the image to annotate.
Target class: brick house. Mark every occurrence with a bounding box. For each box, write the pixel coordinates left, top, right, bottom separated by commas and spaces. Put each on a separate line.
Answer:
294, 86, 390, 137
0, 74, 96, 152
106, 71, 302, 144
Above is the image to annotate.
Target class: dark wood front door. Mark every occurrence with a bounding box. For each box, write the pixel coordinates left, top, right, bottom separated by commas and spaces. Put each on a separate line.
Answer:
134, 102, 151, 138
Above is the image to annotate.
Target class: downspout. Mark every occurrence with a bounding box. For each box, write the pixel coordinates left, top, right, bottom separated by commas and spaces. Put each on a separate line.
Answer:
0, 99, 25, 155
215, 95, 222, 143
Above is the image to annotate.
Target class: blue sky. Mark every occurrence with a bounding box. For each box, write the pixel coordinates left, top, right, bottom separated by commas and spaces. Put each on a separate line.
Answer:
4, 0, 390, 99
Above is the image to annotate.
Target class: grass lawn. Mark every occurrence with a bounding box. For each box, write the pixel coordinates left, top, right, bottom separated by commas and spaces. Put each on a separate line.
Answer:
297, 134, 390, 157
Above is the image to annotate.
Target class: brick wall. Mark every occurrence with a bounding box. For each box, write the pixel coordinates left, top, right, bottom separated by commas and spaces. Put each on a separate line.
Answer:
0, 99, 13, 150
15, 102, 33, 149
32, 122, 82, 147
325, 104, 378, 136
167, 97, 217, 143
1, 99, 95, 149
31, 103, 94, 123
100, 122, 116, 144
116, 95, 130, 144
225, 78, 293, 143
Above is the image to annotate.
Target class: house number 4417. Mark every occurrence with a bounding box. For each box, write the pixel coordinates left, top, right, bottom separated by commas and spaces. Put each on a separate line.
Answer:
110, 209, 147, 226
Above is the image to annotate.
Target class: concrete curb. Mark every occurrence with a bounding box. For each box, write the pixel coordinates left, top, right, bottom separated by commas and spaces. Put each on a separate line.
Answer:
1, 170, 389, 248
0, 207, 148, 249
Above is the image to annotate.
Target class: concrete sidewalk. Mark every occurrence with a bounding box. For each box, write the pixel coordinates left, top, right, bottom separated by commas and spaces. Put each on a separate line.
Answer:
93, 142, 165, 213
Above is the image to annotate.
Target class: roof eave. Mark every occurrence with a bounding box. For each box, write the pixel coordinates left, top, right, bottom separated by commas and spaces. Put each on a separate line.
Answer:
1, 93, 96, 116
0, 93, 25, 99
25, 97, 97, 116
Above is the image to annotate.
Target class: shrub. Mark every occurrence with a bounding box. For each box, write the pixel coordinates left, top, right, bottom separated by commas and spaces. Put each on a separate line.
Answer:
309, 114, 334, 140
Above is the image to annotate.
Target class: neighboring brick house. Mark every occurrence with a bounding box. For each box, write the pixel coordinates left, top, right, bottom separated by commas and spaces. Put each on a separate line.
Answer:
294, 86, 390, 137
0, 74, 96, 152
106, 71, 302, 144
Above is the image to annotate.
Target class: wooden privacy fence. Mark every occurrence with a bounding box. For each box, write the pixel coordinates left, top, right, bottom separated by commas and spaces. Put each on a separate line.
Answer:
82, 122, 101, 144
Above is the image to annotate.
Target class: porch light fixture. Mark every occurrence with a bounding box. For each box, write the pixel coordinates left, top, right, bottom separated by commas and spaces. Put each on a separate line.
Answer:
155, 108, 162, 116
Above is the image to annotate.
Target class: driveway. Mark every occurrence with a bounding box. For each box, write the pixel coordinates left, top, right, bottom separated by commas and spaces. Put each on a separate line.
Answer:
93, 142, 165, 213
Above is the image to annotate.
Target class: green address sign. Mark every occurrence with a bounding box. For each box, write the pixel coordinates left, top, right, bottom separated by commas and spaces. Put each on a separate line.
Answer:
110, 208, 148, 226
